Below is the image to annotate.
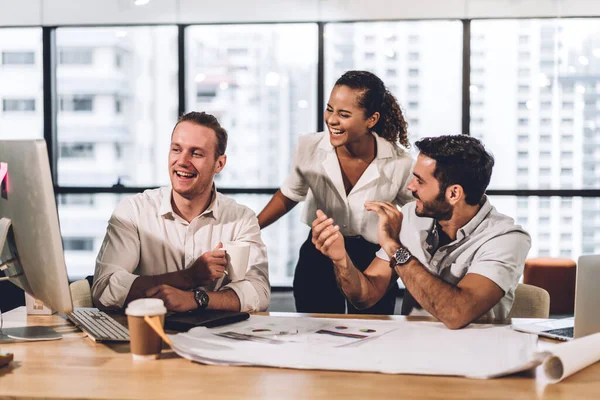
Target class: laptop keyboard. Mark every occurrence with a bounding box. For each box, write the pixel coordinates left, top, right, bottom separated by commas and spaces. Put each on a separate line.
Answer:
68, 308, 129, 342
543, 327, 574, 338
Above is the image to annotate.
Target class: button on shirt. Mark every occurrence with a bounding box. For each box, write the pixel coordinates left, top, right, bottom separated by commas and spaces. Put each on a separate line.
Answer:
376, 198, 531, 320
280, 131, 414, 244
92, 187, 270, 312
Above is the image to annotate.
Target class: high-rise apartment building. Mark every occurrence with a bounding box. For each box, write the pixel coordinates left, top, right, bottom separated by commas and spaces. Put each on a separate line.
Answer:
471, 19, 600, 260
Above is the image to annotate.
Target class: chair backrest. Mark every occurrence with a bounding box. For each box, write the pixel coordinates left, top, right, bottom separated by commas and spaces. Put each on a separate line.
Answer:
69, 279, 93, 308
506, 283, 550, 320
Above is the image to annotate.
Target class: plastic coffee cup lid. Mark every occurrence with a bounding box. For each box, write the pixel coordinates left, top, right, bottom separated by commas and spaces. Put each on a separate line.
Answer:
125, 298, 167, 317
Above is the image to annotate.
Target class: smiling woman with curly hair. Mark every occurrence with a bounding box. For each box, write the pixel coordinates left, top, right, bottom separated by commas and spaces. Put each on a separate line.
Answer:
258, 70, 413, 315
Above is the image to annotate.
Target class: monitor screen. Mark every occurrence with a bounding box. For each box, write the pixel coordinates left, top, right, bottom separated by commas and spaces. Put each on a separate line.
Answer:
0, 139, 72, 314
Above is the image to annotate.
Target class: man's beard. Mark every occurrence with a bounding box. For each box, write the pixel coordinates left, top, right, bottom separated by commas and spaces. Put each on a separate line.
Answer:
413, 189, 453, 221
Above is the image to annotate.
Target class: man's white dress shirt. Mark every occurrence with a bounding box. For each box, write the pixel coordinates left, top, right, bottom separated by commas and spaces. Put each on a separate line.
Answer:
92, 187, 270, 312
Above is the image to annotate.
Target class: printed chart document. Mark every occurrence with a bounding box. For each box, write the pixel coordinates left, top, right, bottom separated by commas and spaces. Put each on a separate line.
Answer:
168, 316, 540, 378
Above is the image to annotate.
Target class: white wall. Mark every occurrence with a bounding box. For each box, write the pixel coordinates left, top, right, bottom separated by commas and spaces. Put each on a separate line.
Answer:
2, 0, 600, 27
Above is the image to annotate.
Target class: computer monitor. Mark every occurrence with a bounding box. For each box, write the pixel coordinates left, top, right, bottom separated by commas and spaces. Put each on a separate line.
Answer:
0, 139, 73, 315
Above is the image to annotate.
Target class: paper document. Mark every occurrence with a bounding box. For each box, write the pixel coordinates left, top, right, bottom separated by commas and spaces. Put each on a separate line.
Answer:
537, 332, 600, 383
168, 315, 539, 378
210, 316, 396, 347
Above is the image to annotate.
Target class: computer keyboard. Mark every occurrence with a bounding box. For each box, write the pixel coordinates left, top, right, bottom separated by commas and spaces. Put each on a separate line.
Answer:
543, 326, 574, 338
68, 308, 130, 342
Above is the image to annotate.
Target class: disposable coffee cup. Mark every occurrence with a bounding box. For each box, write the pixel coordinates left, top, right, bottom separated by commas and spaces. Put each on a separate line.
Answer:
222, 242, 250, 282
125, 298, 167, 361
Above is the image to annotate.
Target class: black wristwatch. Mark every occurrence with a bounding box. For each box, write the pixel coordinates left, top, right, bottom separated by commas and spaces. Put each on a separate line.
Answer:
193, 289, 209, 311
390, 245, 412, 269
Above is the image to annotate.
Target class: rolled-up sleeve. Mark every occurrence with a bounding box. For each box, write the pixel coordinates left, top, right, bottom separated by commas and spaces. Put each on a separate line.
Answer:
92, 199, 141, 310
220, 209, 270, 312
280, 137, 308, 203
467, 230, 531, 294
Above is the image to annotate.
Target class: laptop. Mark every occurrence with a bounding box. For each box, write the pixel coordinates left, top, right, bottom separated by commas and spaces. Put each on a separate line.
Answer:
512, 254, 600, 341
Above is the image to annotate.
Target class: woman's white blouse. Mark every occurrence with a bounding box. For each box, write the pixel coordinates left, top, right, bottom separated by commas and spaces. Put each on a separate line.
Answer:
281, 131, 414, 244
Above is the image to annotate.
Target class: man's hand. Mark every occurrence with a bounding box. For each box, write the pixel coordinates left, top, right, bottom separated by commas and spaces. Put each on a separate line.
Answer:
146, 284, 197, 312
364, 201, 403, 257
311, 209, 347, 263
185, 243, 227, 287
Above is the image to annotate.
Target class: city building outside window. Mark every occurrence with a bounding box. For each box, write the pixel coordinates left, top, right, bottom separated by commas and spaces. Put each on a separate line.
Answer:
0, 28, 43, 140
59, 48, 93, 65
2, 98, 35, 112
2, 51, 34, 65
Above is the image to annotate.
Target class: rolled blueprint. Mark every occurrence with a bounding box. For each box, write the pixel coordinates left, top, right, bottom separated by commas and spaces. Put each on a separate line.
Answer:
540, 332, 600, 383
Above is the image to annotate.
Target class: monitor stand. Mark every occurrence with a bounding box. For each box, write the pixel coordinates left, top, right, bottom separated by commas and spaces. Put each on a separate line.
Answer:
0, 218, 61, 341
0, 217, 24, 282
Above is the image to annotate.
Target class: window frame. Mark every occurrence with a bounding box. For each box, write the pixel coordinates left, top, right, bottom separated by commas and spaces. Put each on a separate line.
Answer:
26, 18, 600, 288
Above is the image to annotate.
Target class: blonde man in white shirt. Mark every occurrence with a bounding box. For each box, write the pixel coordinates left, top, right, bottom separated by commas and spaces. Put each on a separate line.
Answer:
92, 112, 270, 313
258, 71, 413, 314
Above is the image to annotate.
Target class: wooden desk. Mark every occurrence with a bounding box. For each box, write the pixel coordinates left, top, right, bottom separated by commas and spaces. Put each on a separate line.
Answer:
1, 307, 599, 399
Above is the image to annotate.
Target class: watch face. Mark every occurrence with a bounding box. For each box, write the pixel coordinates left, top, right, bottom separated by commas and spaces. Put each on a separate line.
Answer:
394, 247, 412, 265
195, 290, 209, 309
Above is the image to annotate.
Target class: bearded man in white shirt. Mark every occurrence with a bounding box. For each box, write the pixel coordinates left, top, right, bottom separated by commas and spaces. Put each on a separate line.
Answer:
312, 135, 531, 328
92, 112, 270, 313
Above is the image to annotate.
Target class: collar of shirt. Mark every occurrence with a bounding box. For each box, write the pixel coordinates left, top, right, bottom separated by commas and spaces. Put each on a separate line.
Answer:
455, 196, 492, 241
317, 131, 396, 201
157, 186, 220, 224
418, 196, 493, 254
317, 130, 395, 160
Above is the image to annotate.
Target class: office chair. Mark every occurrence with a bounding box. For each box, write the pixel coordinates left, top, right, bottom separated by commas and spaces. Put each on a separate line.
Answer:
506, 283, 550, 320
69, 278, 94, 308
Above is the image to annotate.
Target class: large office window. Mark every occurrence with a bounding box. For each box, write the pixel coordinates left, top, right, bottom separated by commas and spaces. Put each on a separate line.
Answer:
57, 194, 124, 280
186, 24, 319, 189
324, 21, 463, 146
0, 28, 43, 139
55, 26, 178, 279
471, 19, 600, 190
186, 24, 318, 285
55, 26, 179, 188
32, 19, 600, 283
489, 196, 591, 259
474, 19, 600, 260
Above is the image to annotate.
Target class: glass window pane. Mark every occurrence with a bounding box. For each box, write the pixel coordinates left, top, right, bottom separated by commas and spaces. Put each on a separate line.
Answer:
228, 194, 308, 286
489, 196, 594, 260
55, 27, 179, 187
325, 21, 463, 146
472, 19, 600, 190
58, 194, 125, 280
186, 24, 319, 189
0, 28, 43, 139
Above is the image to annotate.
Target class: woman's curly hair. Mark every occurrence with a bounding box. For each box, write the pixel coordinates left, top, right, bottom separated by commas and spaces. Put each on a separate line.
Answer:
335, 70, 409, 148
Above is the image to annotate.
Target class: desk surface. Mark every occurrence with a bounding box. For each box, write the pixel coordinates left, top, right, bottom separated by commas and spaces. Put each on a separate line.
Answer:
1, 307, 599, 400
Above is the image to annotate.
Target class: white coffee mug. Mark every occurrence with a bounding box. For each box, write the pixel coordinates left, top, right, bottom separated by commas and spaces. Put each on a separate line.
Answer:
222, 242, 250, 282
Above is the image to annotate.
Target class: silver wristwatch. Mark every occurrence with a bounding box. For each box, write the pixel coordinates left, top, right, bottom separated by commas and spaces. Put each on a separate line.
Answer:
390, 246, 412, 269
